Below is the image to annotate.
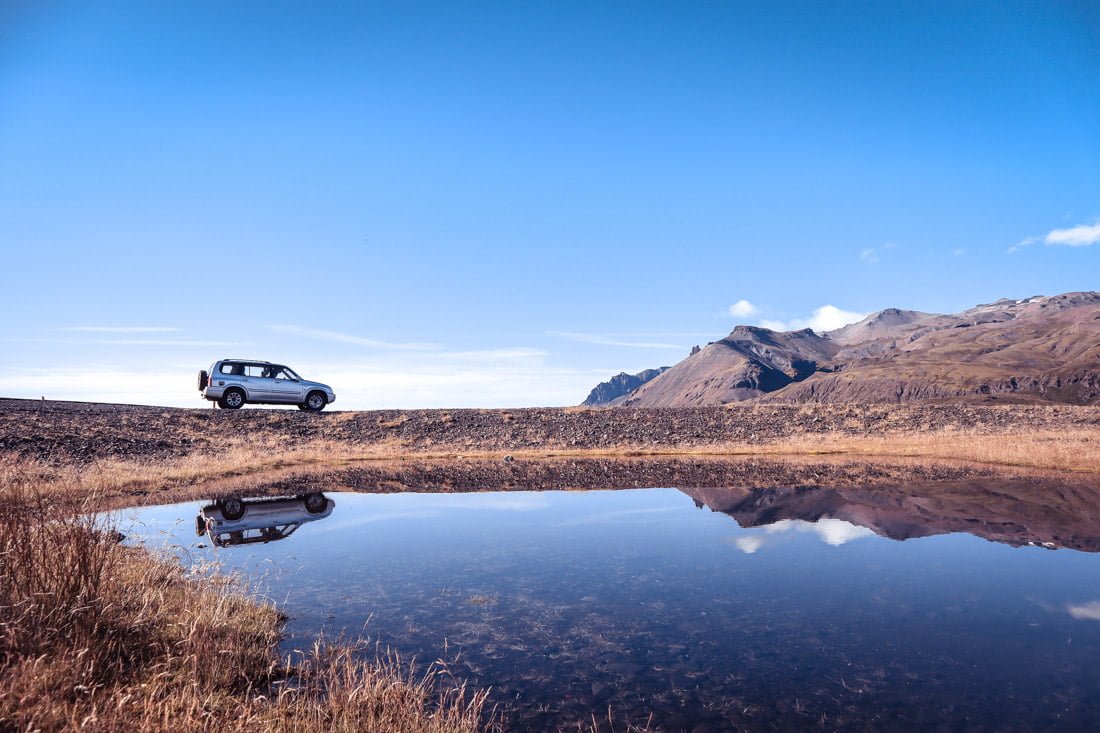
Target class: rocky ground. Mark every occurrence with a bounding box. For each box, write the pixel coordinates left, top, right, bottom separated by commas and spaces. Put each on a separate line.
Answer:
2, 397, 1097, 463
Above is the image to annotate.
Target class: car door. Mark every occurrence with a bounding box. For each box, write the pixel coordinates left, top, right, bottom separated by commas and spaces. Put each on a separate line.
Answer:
243, 364, 276, 400
268, 366, 305, 404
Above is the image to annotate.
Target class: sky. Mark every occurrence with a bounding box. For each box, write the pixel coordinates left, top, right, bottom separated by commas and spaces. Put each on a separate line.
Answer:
2, 1, 1099, 408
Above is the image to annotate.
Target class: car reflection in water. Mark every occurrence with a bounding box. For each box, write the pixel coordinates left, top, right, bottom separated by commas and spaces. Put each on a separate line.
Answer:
195, 493, 334, 547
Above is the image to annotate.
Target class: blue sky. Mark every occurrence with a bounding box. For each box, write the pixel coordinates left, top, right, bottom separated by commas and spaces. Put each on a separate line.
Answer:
2, 1, 1098, 408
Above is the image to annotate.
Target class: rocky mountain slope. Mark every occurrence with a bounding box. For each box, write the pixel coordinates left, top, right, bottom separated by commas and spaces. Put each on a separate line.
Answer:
582, 367, 669, 406
604, 291, 1100, 406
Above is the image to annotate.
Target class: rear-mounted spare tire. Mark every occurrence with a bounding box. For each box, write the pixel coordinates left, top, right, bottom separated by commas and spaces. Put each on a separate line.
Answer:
303, 492, 327, 514
198, 370, 209, 391
218, 498, 245, 521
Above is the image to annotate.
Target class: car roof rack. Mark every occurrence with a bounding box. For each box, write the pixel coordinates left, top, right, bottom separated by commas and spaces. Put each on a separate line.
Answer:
223, 358, 272, 363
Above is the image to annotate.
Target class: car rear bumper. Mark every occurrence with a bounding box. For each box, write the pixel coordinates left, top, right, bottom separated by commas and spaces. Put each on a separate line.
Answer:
202, 386, 226, 400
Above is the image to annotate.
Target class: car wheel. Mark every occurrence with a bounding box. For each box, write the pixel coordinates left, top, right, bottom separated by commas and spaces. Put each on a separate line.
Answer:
219, 497, 245, 521
303, 492, 327, 514
304, 391, 326, 412
297, 404, 309, 411
220, 388, 245, 410
198, 370, 209, 391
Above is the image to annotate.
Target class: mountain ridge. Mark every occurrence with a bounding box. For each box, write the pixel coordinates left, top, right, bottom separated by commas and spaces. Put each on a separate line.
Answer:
588, 291, 1100, 407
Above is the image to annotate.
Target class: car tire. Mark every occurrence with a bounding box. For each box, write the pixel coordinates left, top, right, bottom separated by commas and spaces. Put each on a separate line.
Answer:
219, 388, 245, 410
303, 492, 327, 514
303, 391, 326, 412
297, 405, 309, 411
198, 370, 209, 391
219, 498, 245, 521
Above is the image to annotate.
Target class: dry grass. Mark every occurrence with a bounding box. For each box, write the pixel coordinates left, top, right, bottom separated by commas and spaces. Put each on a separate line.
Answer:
0, 461, 495, 733
14, 424, 1098, 513
739, 428, 1100, 473
17, 438, 410, 505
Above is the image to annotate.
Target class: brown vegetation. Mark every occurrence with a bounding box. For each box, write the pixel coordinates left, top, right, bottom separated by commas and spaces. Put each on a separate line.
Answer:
0, 462, 493, 733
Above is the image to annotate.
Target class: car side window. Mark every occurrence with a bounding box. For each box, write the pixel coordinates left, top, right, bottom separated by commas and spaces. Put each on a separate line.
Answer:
274, 368, 294, 380
220, 363, 244, 375
244, 365, 268, 378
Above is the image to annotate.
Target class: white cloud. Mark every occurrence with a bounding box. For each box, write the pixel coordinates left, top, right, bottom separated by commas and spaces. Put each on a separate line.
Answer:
731, 536, 765, 554
727, 299, 758, 318
549, 332, 684, 349
1067, 601, 1100, 621
59, 326, 180, 333
93, 339, 239, 347
424, 347, 548, 361
952, 248, 966, 257
758, 305, 867, 334
268, 325, 437, 351
1046, 220, 1100, 247
13, 337, 240, 347
762, 518, 876, 546
1010, 220, 1100, 253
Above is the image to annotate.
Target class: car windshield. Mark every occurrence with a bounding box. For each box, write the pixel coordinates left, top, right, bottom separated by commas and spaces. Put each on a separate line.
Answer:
274, 367, 301, 381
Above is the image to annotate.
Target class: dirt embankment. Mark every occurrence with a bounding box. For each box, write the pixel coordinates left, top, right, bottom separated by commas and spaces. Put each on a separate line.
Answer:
2, 398, 1098, 463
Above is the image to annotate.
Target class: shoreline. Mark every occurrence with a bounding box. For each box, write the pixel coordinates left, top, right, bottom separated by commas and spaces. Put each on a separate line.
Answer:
3, 398, 1098, 731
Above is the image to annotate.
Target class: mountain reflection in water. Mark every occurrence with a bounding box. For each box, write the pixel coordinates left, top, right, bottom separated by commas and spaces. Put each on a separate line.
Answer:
681, 478, 1100, 551
122, 477, 1100, 732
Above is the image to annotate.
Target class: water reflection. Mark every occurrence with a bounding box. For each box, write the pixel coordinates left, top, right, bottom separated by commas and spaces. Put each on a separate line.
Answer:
682, 480, 1100, 551
122, 481, 1100, 731
195, 493, 334, 547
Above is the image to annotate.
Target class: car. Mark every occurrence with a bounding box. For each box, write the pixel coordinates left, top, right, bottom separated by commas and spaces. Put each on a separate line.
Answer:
195, 493, 335, 547
198, 359, 336, 411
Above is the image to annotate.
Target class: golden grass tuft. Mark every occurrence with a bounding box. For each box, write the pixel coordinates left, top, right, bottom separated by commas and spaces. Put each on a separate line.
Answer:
0, 461, 495, 733
746, 428, 1100, 473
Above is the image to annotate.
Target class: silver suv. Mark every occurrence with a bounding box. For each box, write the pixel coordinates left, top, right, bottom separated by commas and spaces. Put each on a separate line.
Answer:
198, 359, 336, 411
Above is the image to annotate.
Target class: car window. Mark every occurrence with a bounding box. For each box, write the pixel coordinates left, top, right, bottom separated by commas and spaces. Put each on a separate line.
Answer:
273, 368, 296, 380
220, 363, 244, 375
245, 365, 270, 378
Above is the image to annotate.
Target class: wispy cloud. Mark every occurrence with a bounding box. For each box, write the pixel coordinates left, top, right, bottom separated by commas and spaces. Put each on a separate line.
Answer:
549, 331, 685, 349
423, 347, 548, 361
94, 339, 239, 347
952, 248, 966, 257
1010, 219, 1100, 253
1046, 220, 1100, 247
59, 326, 180, 333
759, 305, 867, 333
1067, 601, 1100, 621
268, 325, 437, 351
859, 242, 896, 265
727, 299, 758, 318
10, 337, 240, 347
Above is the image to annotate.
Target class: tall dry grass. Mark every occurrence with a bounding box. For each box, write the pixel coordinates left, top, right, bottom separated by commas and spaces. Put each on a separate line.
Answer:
751, 428, 1100, 473
0, 461, 495, 733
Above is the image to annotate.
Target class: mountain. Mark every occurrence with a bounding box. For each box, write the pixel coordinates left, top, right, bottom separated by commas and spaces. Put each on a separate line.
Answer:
582, 367, 670, 406
619, 327, 839, 407
594, 291, 1100, 406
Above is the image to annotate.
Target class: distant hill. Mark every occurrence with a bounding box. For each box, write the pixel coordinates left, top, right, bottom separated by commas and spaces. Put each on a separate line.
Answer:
582, 367, 670, 406
619, 327, 838, 407
596, 291, 1100, 406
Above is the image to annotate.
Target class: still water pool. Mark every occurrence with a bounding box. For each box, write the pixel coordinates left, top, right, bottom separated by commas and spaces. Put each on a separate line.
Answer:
123, 486, 1100, 731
